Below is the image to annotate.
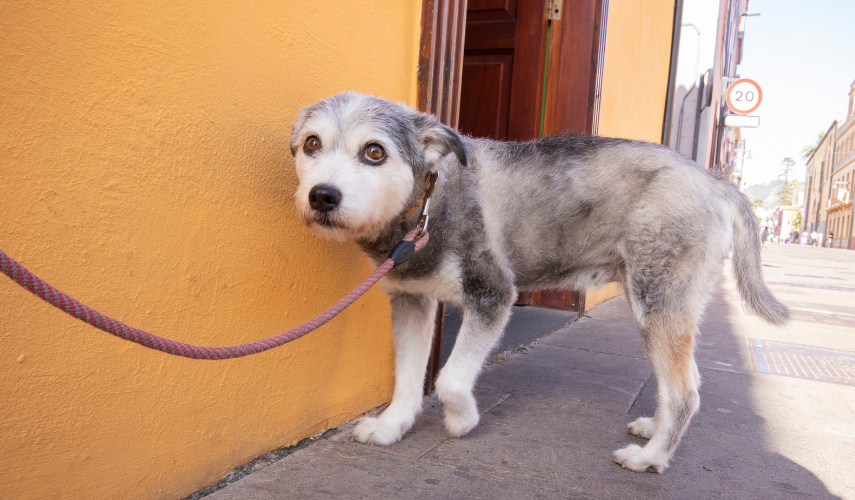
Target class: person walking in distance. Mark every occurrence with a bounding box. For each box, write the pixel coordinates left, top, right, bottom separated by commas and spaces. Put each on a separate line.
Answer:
761, 217, 772, 250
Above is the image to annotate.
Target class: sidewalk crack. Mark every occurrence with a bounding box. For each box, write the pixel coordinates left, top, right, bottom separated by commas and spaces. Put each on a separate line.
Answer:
628, 372, 654, 414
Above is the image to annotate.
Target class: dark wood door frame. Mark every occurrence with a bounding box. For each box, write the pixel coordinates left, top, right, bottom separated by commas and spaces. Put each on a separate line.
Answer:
416, 0, 468, 394
417, 0, 468, 124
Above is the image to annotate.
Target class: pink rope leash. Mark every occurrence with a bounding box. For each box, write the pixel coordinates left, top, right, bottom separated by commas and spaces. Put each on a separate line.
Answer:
0, 229, 428, 360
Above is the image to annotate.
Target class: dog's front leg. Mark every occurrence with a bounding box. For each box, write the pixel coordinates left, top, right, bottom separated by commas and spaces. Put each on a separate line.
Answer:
435, 289, 514, 438
352, 292, 437, 445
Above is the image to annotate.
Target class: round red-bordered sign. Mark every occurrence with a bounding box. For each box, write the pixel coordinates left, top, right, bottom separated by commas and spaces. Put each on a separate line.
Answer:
726, 79, 762, 115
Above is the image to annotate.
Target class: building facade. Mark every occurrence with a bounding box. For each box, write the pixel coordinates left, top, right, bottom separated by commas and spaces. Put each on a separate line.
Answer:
828, 80, 855, 248
802, 78, 855, 249
804, 121, 838, 235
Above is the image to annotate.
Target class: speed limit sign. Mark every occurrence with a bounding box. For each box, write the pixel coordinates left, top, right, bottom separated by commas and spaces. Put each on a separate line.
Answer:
725, 79, 762, 115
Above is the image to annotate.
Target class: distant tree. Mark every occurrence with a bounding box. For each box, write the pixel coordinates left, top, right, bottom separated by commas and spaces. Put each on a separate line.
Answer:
800, 131, 826, 163
776, 157, 797, 206
752, 197, 764, 208
792, 211, 801, 233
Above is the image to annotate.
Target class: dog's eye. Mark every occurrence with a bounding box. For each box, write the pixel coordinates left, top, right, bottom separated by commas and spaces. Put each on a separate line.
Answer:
304, 136, 321, 152
364, 144, 385, 162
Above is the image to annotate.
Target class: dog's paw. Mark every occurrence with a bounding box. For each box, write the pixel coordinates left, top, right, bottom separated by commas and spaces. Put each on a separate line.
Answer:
444, 407, 480, 437
351, 417, 406, 446
627, 417, 657, 439
612, 444, 666, 473
437, 384, 480, 437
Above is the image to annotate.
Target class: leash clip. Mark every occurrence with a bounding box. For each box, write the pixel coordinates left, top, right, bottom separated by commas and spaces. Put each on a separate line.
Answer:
389, 171, 437, 265
415, 171, 439, 238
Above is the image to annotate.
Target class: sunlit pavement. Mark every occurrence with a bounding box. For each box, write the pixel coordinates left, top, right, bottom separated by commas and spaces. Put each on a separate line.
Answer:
203, 243, 855, 500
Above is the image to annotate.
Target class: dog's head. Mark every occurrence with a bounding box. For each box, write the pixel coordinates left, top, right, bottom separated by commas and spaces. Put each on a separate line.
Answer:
290, 92, 467, 242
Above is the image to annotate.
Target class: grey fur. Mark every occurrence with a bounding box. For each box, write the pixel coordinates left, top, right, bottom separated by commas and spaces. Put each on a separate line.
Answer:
290, 92, 789, 473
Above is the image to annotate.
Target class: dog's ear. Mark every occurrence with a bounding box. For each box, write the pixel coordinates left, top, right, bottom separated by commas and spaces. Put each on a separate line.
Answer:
290, 107, 312, 157
415, 116, 468, 167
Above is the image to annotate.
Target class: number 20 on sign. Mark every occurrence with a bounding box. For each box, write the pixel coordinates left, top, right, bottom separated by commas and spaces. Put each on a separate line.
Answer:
726, 79, 762, 115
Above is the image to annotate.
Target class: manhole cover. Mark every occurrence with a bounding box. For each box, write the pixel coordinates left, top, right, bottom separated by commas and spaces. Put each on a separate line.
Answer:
748, 338, 855, 386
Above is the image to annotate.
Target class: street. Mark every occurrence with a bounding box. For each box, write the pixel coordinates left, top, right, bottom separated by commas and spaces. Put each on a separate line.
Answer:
203, 243, 855, 500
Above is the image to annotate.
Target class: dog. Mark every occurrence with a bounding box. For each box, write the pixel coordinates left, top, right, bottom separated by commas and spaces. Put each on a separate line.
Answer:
289, 92, 789, 473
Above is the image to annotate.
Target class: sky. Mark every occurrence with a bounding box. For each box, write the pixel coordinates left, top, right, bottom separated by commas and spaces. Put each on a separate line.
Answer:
736, 0, 855, 187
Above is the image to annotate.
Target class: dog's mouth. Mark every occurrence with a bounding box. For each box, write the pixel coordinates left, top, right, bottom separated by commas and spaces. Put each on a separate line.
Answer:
302, 208, 374, 240
315, 212, 340, 229
304, 208, 355, 229
304, 210, 344, 230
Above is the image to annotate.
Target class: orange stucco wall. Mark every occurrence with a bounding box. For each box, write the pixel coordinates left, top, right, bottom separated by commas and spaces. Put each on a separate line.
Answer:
585, 0, 676, 310
599, 0, 675, 142
0, 1, 421, 499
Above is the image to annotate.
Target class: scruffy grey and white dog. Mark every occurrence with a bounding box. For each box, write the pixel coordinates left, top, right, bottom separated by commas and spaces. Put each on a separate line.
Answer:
290, 92, 788, 473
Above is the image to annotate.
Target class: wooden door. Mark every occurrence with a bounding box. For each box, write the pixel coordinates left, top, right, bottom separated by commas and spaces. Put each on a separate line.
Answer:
459, 0, 608, 314
459, 0, 548, 142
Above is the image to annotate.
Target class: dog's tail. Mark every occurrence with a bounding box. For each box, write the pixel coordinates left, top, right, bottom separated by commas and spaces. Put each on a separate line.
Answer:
727, 185, 790, 326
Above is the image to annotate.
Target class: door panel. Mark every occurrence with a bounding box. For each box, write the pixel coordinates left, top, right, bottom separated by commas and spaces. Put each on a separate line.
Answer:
460, 54, 513, 140
460, 0, 546, 142
463, 20, 515, 50
467, 0, 517, 20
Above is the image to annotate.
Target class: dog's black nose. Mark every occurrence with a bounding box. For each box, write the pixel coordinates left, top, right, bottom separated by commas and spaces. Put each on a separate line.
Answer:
308, 185, 342, 212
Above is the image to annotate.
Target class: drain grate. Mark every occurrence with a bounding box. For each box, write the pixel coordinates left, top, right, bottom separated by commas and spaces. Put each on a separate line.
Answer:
748, 338, 855, 386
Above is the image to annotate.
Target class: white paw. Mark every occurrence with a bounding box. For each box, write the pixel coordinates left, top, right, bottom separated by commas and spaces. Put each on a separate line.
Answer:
444, 406, 480, 437
437, 386, 480, 437
351, 417, 407, 446
436, 376, 480, 438
612, 444, 666, 473
627, 417, 657, 439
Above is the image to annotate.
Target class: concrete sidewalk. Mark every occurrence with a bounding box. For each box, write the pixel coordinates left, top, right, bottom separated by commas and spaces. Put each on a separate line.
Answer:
203, 244, 855, 500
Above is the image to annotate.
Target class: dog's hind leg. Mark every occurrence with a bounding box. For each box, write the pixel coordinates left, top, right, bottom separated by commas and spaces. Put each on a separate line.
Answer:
352, 292, 437, 445
435, 275, 515, 438
613, 319, 700, 472
614, 269, 704, 472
